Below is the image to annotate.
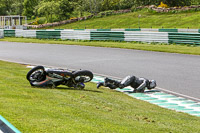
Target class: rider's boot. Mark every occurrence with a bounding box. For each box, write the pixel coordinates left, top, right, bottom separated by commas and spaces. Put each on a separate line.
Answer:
97, 77, 119, 89
106, 83, 117, 89
105, 77, 115, 83
97, 82, 104, 88
105, 77, 120, 87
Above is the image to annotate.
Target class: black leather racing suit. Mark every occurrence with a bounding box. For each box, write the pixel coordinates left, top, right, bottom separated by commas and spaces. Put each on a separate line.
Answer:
104, 76, 151, 92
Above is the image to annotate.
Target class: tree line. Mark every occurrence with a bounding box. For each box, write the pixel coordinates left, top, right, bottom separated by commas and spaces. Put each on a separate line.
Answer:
0, 0, 199, 23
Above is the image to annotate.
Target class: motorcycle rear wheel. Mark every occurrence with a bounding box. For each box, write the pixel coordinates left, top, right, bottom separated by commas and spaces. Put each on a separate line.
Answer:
73, 70, 93, 83
26, 66, 46, 82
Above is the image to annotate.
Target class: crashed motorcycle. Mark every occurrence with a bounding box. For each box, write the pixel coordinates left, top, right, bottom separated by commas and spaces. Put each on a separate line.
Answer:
26, 66, 93, 89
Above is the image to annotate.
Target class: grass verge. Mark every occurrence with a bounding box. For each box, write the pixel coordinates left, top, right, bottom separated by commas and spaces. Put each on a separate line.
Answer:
0, 37, 200, 55
0, 60, 200, 133
45, 9, 200, 29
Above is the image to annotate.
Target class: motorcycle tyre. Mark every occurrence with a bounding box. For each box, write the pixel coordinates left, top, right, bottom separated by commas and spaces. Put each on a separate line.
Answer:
26, 66, 46, 82
73, 70, 93, 83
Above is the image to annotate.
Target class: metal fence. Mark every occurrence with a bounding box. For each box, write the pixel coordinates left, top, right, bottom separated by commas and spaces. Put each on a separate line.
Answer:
2, 29, 200, 45
0, 29, 3, 38
124, 32, 169, 43
61, 30, 90, 40
169, 32, 200, 45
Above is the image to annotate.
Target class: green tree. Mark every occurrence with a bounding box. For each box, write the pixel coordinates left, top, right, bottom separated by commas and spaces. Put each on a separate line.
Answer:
36, 1, 59, 23
74, 0, 89, 17
58, 0, 74, 20
118, 0, 136, 9
0, 1, 7, 15
11, 0, 24, 15
23, 0, 39, 19
0, 0, 25, 15
191, 0, 200, 5
101, 0, 121, 11
0, 0, 13, 15
88, 0, 102, 14
162, 0, 191, 6
135, 0, 192, 7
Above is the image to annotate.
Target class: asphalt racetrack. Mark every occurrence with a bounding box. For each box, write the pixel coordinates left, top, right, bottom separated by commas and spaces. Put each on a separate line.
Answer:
0, 41, 199, 100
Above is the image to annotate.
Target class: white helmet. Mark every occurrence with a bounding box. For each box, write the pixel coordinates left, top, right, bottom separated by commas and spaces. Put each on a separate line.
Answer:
149, 80, 156, 89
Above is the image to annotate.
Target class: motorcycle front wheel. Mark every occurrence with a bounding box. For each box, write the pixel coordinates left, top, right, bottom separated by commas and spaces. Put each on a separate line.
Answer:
73, 70, 93, 83
26, 66, 46, 82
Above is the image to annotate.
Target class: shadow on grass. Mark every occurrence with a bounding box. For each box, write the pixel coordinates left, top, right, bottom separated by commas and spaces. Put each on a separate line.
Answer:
52, 86, 102, 93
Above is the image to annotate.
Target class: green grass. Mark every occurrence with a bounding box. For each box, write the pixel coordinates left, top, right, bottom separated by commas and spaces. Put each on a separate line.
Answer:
0, 61, 200, 133
1, 37, 200, 55
46, 9, 200, 29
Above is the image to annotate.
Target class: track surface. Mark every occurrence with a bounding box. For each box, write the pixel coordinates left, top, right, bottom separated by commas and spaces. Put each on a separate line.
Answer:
0, 41, 199, 99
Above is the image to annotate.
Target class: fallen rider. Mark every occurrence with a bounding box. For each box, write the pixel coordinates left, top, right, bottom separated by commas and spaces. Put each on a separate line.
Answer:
97, 75, 157, 93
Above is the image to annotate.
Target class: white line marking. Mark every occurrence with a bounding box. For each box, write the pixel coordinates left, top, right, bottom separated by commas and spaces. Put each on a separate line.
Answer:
155, 87, 200, 102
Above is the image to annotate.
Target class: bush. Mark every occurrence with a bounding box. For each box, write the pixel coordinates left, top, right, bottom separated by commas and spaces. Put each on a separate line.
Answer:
163, 0, 191, 7
98, 10, 114, 17
131, 6, 143, 12
158, 2, 169, 8
31, 17, 39, 25
31, 16, 36, 20
38, 17, 46, 24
